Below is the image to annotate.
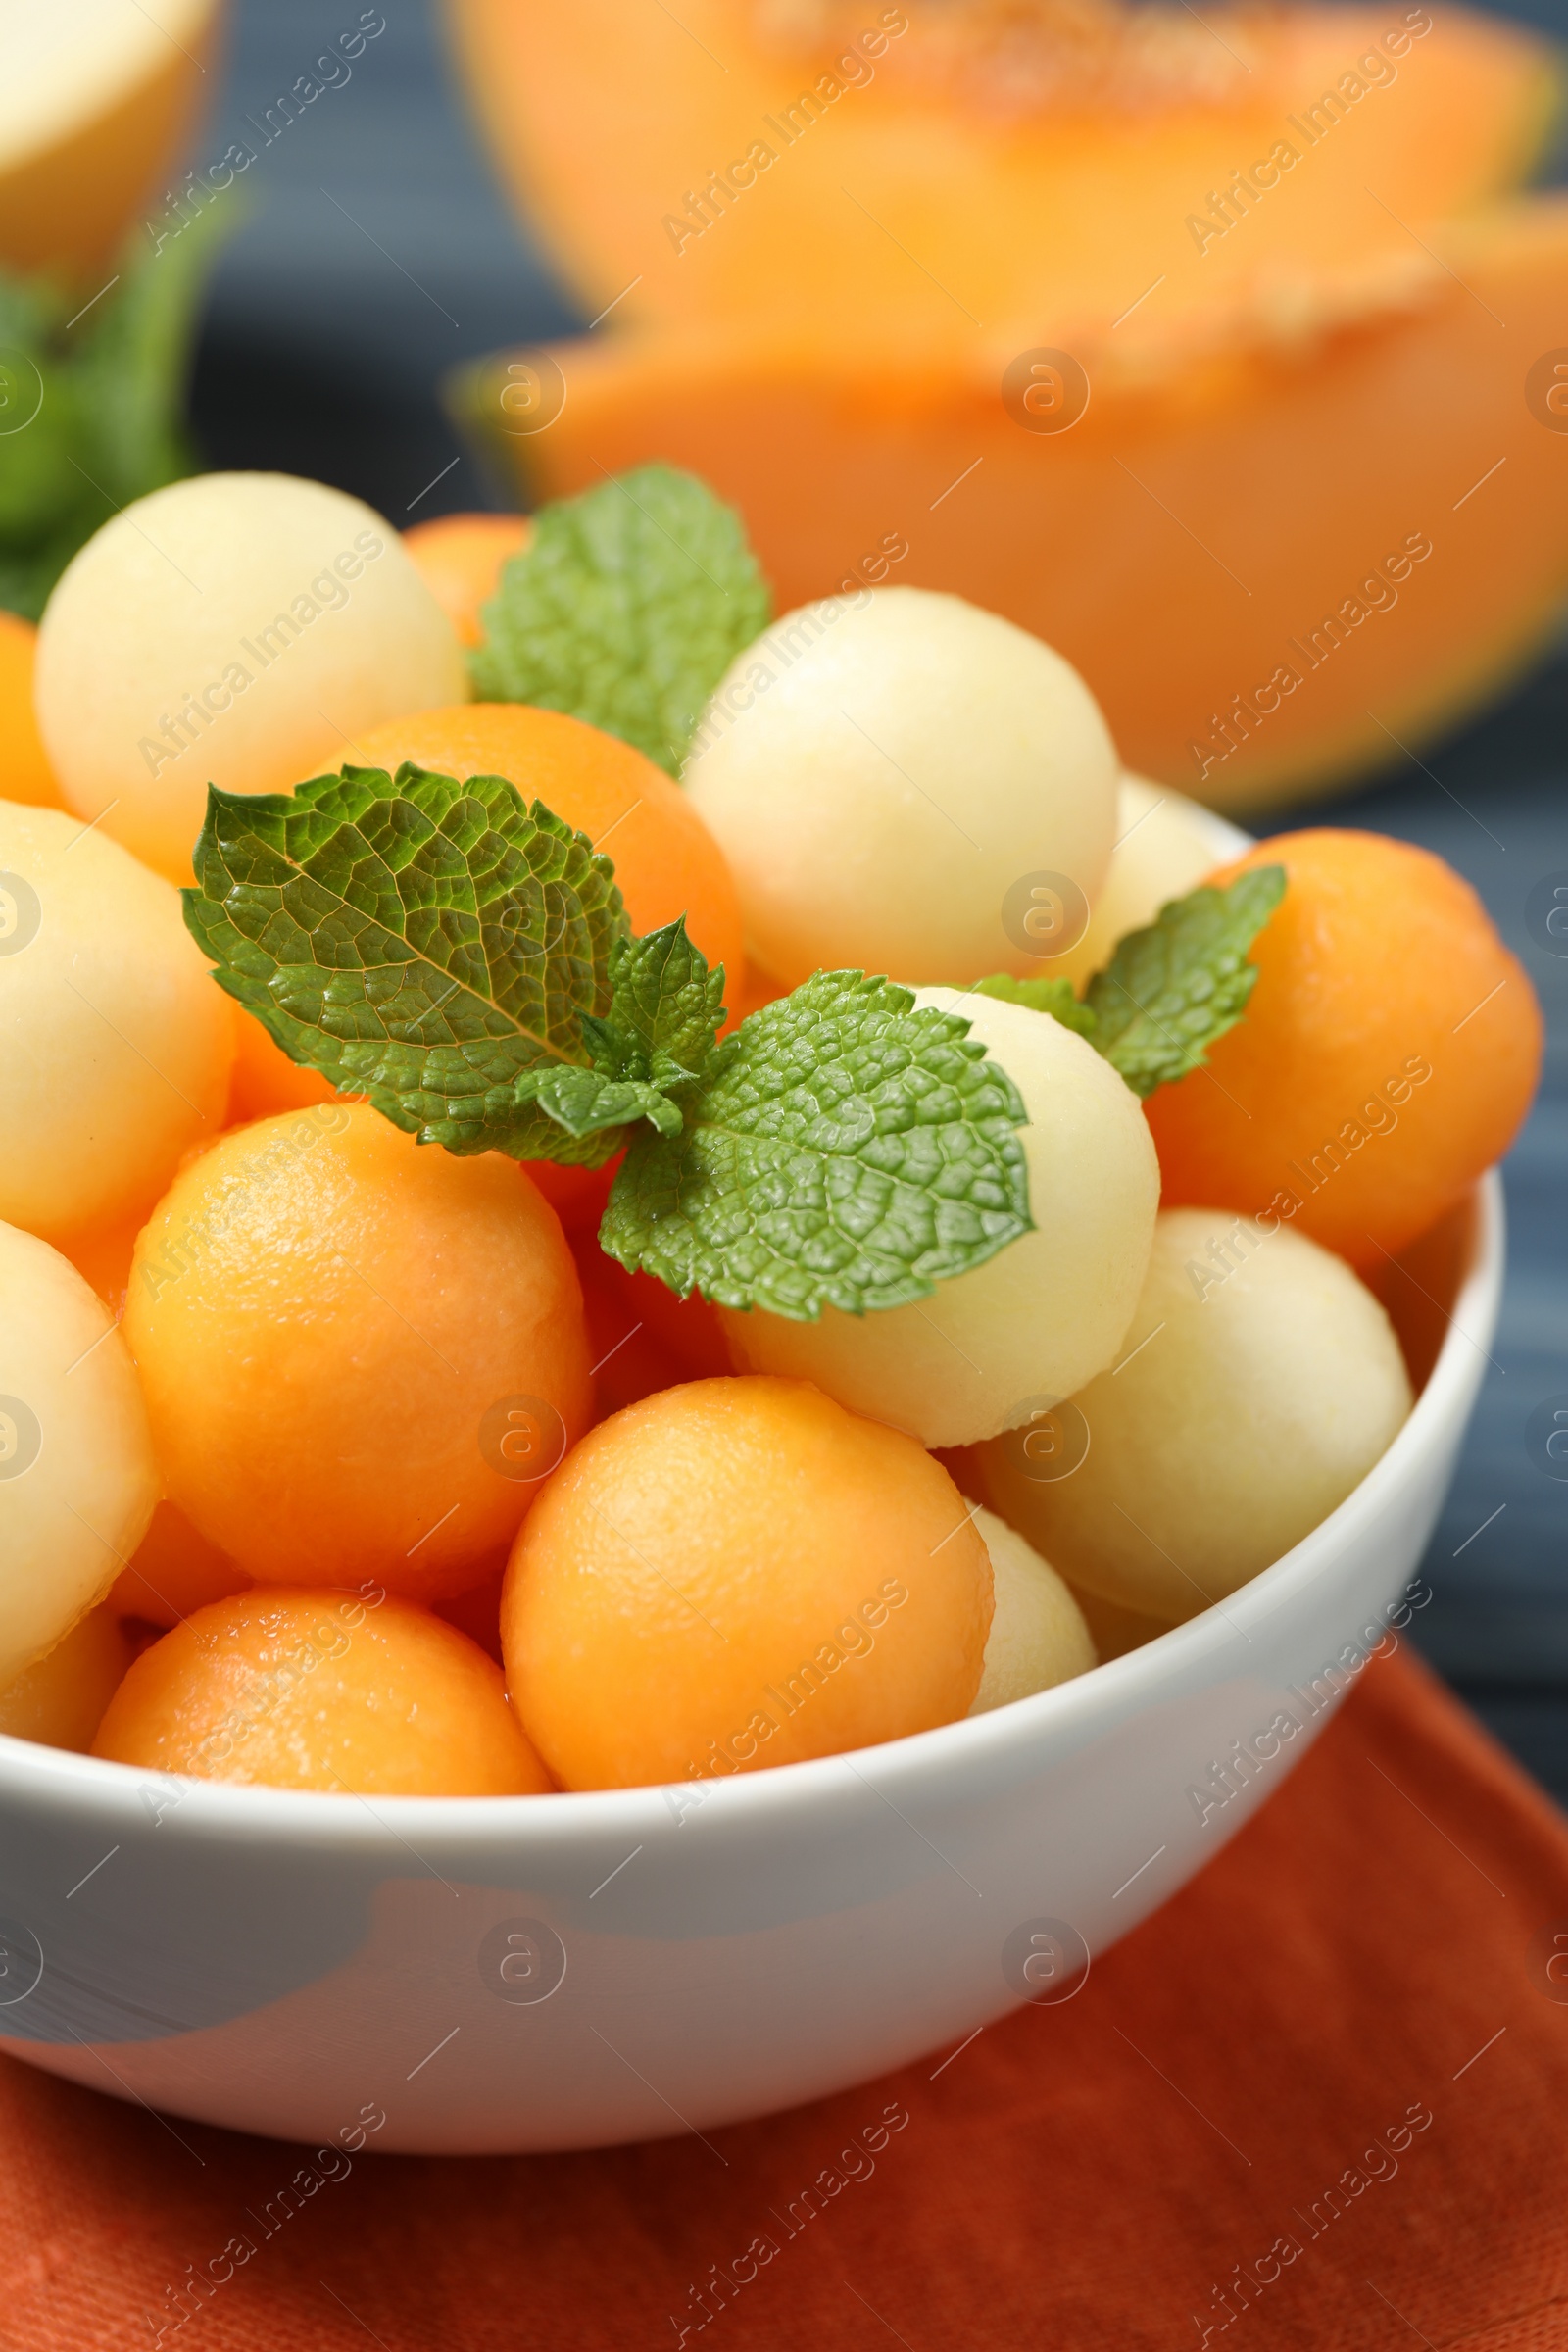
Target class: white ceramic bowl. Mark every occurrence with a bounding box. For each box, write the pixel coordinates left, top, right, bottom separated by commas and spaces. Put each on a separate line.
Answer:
0, 1171, 1502, 2153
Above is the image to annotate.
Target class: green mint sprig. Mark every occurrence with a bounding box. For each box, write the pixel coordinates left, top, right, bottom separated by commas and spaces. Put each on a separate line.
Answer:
186, 768, 1031, 1317
468, 465, 772, 776
976, 865, 1286, 1098
600, 970, 1032, 1319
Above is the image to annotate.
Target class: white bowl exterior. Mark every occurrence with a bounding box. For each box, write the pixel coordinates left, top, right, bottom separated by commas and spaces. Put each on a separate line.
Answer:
0, 1175, 1503, 2154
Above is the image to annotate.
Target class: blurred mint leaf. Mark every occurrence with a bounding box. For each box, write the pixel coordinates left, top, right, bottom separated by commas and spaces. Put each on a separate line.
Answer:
0, 202, 233, 619
974, 971, 1099, 1041
599, 970, 1032, 1319
1086, 865, 1286, 1098
184, 761, 633, 1164
469, 464, 771, 774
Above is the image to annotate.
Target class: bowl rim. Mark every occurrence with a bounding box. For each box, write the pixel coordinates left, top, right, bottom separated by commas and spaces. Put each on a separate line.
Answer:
0, 1169, 1504, 1848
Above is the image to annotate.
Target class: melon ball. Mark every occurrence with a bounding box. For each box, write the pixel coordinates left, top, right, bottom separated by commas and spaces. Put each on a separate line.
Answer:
981, 1207, 1413, 1622
93, 1590, 553, 1795
34, 473, 466, 883
1067, 1582, 1174, 1663
0, 1603, 135, 1753
682, 586, 1117, 989
504, 1375, 993, 1789
0, 802, 234, 1246
0, 1221, 159, 1689
1043, 776, 1236, 991
721, 988, 1159, 1447
122, 1105, 594, 1595
967, 1505, 1095, 1714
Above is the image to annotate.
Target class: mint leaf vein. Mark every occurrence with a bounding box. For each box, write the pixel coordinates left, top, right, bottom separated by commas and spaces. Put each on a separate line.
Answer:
184, 762, 631, 1162
600, 971, 1033, 1320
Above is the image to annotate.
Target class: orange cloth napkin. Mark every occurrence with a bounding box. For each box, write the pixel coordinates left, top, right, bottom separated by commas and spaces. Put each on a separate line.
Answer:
5, 1646, 1568, 2351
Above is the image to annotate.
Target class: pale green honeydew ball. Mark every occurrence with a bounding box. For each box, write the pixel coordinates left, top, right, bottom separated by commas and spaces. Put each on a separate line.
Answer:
0, 1221, 158, 1688
682, 586, 1118, 989
720, 989, 1159, 1448
1038, 775, 1235, 992
967, 1505, 1096, 1714
34, 473, 466, 882
0, 801, 233, 1245
981, 1207, 1413, 1623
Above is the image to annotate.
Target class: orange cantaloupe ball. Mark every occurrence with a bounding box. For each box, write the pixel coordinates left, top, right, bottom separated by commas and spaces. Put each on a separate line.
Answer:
1146, 831, 1544, 1267
338, 703, 746, 990
503, 1375, 994, 1789
109, 1499, 251, 1629
93, 1589, 553, 1794
403, 513, 531, 646
122, 1104, 593, 1595
0, 613, 67, 808
0, 1602, 135, 1752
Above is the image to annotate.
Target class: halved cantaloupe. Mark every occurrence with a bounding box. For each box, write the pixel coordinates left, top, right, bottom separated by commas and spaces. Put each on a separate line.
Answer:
455, 199, 1568, 807
0, 0, 219, 278
444, 0, 1558, 333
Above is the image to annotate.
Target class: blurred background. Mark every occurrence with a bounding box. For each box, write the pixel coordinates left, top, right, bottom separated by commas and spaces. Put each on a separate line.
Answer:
11, 0, 1568, 1791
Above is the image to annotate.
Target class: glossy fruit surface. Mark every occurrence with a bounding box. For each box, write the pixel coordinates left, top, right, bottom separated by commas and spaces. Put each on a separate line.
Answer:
94, 1588, 553, 1794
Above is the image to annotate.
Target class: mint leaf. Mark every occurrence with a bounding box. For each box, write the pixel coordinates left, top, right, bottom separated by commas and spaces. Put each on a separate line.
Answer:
595, 917, 727, 1091
0, 203, 234, 619
599, 971, 1032, 1319
1086, 865, 1286, 1098
184, 762, 632, 1163
468, 465, 772, 774
974, 972, 1099, 1041
533, 1065, 682, 1141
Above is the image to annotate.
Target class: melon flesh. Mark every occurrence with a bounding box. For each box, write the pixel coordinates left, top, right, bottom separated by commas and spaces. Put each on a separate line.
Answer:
0, 0, 217, 277
459, 200, 1568, 806
446, 0, 1558, 332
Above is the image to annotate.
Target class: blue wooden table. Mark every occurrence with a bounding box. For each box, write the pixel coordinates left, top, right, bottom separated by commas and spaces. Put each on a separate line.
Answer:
185, 0, 1568, 1802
